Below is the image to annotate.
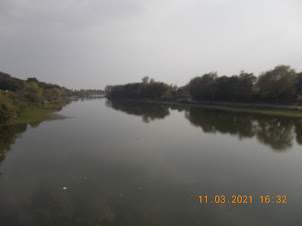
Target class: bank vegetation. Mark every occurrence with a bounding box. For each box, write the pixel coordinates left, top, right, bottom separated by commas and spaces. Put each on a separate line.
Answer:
0, 72, 73, 123
105, 65, 302, 110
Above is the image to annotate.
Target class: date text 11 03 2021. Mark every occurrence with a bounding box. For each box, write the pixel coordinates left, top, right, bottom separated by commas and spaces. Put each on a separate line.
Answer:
199, 195, 287, 204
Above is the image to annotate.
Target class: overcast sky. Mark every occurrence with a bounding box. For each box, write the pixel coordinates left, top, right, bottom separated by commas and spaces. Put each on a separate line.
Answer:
0, 0, 301, 89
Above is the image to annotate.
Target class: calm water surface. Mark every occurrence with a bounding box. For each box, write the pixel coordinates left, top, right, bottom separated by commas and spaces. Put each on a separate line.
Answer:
0, 98, 302, 225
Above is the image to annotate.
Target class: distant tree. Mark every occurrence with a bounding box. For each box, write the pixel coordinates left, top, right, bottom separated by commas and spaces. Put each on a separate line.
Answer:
0, 72, 11, 80
141, 82, 170, 99
106, 81, 171, 100
189, 72, 217, 100
171, 84, 178, 92
175, 85, 190, 98
215, 76, 237, 101
37, 81, 60, 89
233, 71, 256, 101
0, 92, 18, 122
24, 82, 43, 103
0, 72, 25, 91
123, 83, 143, 98
142, 76, 150, 84
296, 72, 302, 96
256, 65, 296, 103
105, 85, 112, 96
26, 77, 39, 83
43, 88, 62, 101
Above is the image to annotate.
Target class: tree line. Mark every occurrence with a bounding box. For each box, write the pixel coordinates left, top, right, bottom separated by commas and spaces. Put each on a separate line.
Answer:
105, 65, 302, 104
0, 72, 73, 123
72, 89, 105, 97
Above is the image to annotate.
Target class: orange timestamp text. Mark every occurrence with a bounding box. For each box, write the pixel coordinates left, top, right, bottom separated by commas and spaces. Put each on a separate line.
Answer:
199, 195, 287, 204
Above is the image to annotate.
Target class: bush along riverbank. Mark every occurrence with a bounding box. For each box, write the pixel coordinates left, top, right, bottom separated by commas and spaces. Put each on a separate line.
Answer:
0, 72, 73, 124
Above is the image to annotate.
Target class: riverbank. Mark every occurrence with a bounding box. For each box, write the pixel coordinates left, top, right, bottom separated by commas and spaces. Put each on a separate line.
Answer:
108, 98, 302, 118
2, 101, 70, 125
160, 99, 302, 117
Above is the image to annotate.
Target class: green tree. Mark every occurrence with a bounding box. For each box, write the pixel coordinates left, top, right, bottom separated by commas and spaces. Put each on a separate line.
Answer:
0, 72, 25, 91
142, 76, 150, 84
104, 85, 113, 96
256, 65, 296, 103
296, 72, 302, 103
215, 76, 237, 101
142, 82, 170, 99
26, 77, 39, 83
43, 88, 63, 101
189, 72, 217, 100
0, 92, 19, 122
24, 82, 44, 104
233, 71, 256, 101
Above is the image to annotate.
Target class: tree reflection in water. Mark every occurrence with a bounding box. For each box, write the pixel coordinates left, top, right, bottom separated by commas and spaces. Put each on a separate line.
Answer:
106, 100, 170, 123
0, 101, 71, 170
1, 100, 301, 170
106, 100, 302, 152
0, 124, 28, 168
185, 107, 301, 151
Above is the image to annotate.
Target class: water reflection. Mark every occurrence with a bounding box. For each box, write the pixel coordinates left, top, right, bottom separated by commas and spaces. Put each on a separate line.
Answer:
0, 101, 71, 169
295, 120, 302, 145
0, 124, 28, 168
187, 107, 302, 151
106, 100, 170, 123
255, 118, 294, 150
71, 96, 106, 102
106, 100, 302, 151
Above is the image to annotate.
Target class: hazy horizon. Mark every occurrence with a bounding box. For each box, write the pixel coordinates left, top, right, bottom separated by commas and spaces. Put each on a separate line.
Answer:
1, 0, 301, 89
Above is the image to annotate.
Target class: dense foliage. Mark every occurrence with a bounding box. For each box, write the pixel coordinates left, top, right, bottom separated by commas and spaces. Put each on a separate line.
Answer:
105, 76, 187, 100
72, 89, 105, 97
106, 76, 174, 100
0, 72, 72, 123
106, 65, 302, 105
189, 65, 301, 104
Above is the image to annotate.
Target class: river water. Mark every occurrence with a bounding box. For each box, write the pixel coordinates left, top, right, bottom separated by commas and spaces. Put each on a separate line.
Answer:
0, 98, 302, 225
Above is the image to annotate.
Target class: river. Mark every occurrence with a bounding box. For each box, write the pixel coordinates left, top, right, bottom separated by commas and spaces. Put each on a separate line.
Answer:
0, 98, 302, 225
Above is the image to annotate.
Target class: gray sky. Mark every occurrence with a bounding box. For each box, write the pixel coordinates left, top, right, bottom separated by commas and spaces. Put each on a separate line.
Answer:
0, 0, 301, 89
